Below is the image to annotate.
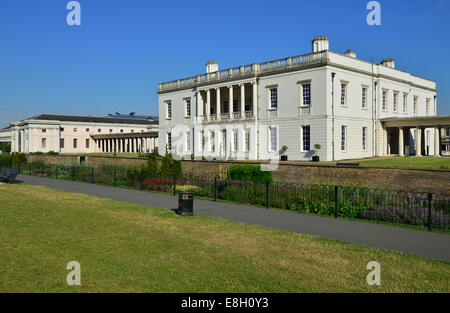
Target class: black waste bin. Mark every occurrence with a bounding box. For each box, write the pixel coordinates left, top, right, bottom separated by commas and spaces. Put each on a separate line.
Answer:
178, 192, 194, 216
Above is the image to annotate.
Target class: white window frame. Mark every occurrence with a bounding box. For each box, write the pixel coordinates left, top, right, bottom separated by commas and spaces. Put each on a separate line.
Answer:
233, 130, 238, 152
269, 88, 278, 109
301, 125, 310, 152
167, 132, 172, 151
166, 101, 172, 119
209, 131, 215, 152
299, 81, 312, 106
362, 127, 367, 151
402, 93, 408, 114
185, 131, 191, 152
244, 129, 250, 152
340, 81, 348, 106
393, 92, 399, 112
361, 86, 368, 109
185, 99, 191, 117
268, 126, 278, 152
341, 125, 347, 152
382, 90, 388, 111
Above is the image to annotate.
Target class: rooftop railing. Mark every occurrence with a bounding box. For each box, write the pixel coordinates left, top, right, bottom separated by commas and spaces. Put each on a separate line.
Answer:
158, 51, 327, 92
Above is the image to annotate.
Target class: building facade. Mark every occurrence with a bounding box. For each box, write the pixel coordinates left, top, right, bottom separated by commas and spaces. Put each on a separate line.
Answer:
8, 114, 158, 154
158, 36, 444, 161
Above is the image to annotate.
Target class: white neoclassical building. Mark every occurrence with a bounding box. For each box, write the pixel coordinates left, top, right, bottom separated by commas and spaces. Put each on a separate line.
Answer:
159, 36, 448, 161
7, 114, 159, 154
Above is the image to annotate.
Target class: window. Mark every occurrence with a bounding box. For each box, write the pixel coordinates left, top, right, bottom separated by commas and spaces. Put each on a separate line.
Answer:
340, 83, 347, 106
302, 126, 310, 151
186, 132, 191, 151
302, 83, 311, 106
73, 138, 77, 149
98, 129, 102, 133
446, 128, 450, 137
86, 128, 89, 132
362, 87, 367, 109
403, 94, 407, 113
426, 99, 430, 116
120, 129, 124, 133
109, 129, 113, 133
167, 132, 172, 151
233, 130, 238, 152
245, 129, 250, 152
270, 88, 278, 109
166, 101, 172, 119
185, 99, 191, 117
223, 101, 229, 114
60, 127, 64, 132
73, 128, 77, 132
341, 126, 347, 151
393, 93, 398, 112
60, 138, 64, 149
269, 127, 277, 152
85, 139, 90, 149
209, 131, 215, 152
199, 130, 205, 151
41, 138, 46, 149
362, 127, 367, 151
42, 129, 47, 133
233, 100, 238, 113
382, 91, 387, 111
413, 97, 418, 115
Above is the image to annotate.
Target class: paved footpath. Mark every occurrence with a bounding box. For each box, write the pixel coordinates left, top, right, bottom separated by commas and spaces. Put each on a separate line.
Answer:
17, 174, 450, 262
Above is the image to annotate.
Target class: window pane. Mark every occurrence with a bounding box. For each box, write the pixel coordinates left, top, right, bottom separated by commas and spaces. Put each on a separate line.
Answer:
303, 84, 311, 105
302, 126, 310, 151
270, 89, 278, 109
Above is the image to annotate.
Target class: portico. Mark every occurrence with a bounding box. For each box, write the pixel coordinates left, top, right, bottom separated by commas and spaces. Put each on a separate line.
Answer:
91, 131, 158, 153
381, 116, 450, 157
197, 81, 257, 122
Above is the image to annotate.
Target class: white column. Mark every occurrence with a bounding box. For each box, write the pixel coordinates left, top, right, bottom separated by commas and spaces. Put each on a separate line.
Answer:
434, 126, 440, 157
28, 128, 32, 152
198, 91, 203, 118
37, 129, 41, 151
216, 87, 221, 120
416, 127, 422, 157
206, 89, 211, 120
398, 127, 404, 156
240, 83, 245, 118
229, 85, 233, 119
252, 81, 257, 118
382, 127, 388, 156
56, 128, 60, 152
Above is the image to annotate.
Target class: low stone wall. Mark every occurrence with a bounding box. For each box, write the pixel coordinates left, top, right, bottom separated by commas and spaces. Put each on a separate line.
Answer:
25, 155, 450, 194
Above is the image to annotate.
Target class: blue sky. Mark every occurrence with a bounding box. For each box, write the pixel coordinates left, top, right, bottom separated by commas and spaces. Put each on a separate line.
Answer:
1, 0, 449, 128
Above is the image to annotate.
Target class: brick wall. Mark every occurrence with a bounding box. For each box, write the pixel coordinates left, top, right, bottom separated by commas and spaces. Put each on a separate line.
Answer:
25, 155, 449, 194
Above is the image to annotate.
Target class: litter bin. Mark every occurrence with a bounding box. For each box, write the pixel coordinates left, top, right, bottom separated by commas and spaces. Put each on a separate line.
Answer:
178, 192, 194, 216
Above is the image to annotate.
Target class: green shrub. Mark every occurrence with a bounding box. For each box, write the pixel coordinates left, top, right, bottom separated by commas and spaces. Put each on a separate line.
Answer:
11, 152, 27, 166
30, 152, 44, 155
229, 165, 273, 184
47, 151, 59, 155
0, 144, 11, 152
160, 154, 183, 178
0, 154, 11, 165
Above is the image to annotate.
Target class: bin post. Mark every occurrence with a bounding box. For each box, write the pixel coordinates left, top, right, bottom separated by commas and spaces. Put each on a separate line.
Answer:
266, 182, 269, 209
428, 192, 432, 231
41, 165, 44, 177
334, 186, 339, 218
173, 174, 176, 195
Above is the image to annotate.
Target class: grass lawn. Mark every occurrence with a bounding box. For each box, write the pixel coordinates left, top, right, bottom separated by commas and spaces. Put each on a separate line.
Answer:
0, 184, 449, 292
355, 157, 450, 170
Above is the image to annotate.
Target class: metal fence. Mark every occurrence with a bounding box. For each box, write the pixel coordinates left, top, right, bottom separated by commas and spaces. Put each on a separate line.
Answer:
2, 161, 449, 231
